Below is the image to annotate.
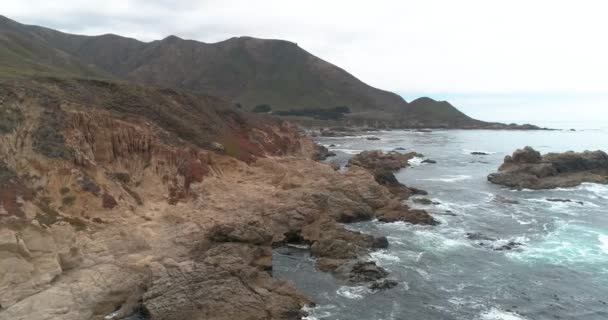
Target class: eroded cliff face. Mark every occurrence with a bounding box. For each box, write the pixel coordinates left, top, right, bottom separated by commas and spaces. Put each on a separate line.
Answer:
0, 78, 433, 320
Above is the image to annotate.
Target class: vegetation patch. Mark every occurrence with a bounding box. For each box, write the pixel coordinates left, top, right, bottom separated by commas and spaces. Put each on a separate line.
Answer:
252, 104, 272, 113
274, 106, 350, 120
110, 172, 131, 184
124, 186, 143, 205
32, 109, 73, 159
0, 161, 18, 184
35, 200, 86, 230
62, 195, 76, 206
60, 187, 70, 195
0, 106, 24, 134
79, 175, 101, 195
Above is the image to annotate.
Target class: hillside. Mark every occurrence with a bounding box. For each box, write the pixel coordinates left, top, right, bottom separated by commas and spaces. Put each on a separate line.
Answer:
0, 15, 539, 129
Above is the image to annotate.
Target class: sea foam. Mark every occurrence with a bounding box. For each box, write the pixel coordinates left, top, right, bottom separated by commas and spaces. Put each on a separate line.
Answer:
480, 308, 528, 320
599, 234, 608, 255
336, 286, 370, 300
418, 175, 472, 183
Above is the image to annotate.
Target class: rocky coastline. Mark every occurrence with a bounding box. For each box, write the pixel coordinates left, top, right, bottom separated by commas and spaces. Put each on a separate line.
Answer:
0, 78, 436, 320
488, 146, 608, 189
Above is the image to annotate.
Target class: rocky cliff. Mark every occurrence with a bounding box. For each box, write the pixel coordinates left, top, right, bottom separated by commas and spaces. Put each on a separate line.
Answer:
0, 77, 435, 320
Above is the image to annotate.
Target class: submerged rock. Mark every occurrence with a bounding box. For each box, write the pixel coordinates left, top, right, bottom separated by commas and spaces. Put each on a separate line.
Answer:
412, 198, 440, 205
466, 232, 497, 241
492, 195, 520, 205
493, 241, 524, 251
471, 151, 490, 155
369, 279, 399, 291
422, 159, 437, 164
366, 137, 380, 140
488, 146, 608, 189
546, 198, 584, 205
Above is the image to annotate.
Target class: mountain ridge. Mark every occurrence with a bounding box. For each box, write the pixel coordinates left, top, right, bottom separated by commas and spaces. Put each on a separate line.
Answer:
0, 15, 540, 129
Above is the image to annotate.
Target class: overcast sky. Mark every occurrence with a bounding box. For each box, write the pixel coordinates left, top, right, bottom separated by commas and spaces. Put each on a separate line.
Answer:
4, 0, 608, 124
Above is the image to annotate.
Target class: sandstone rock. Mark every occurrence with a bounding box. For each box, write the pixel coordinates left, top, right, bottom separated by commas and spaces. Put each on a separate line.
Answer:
347, 150, 420, 172
488, 146, 608, 189
376, 200, 437, 225
208, 222, 272, 245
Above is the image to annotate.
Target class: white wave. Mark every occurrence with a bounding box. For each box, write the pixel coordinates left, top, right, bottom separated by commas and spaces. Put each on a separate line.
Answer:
370, 250, 402, 264
514, 217, 536, 225
600, 234, 608, 255
336, 286, 370, 300
480, 308, 528, 320
418, 175, 472, 183
302, 304, 336, 320
415, 267, 431, 281
407, 156, 425, 166
508, 221, 608, 265
330, 148, 364, 155
579, 182, 608, 197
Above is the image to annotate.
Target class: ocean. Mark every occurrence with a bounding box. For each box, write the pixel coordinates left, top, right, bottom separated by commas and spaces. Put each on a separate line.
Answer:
274, 124, 608, 320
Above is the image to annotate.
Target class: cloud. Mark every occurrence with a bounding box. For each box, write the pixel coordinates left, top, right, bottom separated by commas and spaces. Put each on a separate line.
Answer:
4, 0, 608, 121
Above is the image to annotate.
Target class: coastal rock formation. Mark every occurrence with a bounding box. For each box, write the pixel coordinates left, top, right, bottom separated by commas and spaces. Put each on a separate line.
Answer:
347, 150, 429, 200
347, 150, 421, 172
488, 146, 608, 189
345, 150, 437, 225
0, 78, 437, 319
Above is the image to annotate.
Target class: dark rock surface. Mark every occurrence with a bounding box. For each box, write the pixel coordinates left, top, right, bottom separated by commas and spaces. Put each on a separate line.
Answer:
488, 146, 608, 189
312, 144, 336, 160
546, 198, 584, 205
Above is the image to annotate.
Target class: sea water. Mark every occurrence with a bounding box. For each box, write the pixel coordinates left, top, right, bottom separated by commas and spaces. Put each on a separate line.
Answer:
273, 123, 608, 320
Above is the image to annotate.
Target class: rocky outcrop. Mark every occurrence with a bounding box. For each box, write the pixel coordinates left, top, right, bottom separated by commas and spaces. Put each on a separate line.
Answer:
344, 150, 437, 225
346, 150, 427, 200
312, 144, 336, 161
347, 150, 420, 172
488, 146, 608, 189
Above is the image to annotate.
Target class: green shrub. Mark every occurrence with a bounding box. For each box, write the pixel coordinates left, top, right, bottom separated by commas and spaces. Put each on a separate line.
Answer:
62, 196, 76, 206
0, 107, 24, 133
110, 172, 131, 184
32, 110, 72, 159
252, 104, 272, 113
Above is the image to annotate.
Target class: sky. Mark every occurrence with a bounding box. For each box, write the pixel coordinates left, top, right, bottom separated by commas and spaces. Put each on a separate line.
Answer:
4, 0, 608, 124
